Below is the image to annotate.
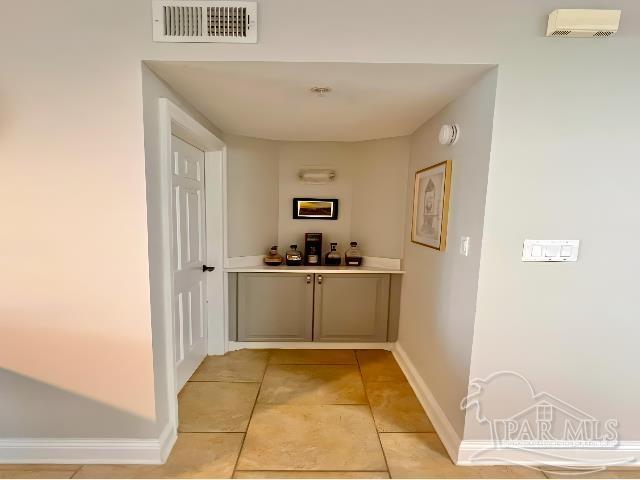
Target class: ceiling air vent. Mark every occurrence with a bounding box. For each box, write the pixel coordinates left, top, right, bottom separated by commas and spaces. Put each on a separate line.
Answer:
152, 1, 257, 43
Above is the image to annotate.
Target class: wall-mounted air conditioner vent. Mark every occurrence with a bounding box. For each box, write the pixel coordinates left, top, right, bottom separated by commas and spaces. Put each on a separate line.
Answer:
152, 1, 257, 43
546, 9, 621, 38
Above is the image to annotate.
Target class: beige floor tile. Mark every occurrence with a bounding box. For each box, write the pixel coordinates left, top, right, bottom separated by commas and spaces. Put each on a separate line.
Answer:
74, 433, 244, 478
234, 471, 389, 478
0, 472, 76, 479
356, 350, 406, 383
237, 404, 387, 471
269, 349, 357, 365
0, 465, 79, 479
0, 465, 81, 471
258, 365, 367, 405
544, 469, 640, 478
365, 381, 434, 432
605, 470, 640, 478
190, 350, 269, 382
179, 381, 260, 432
380, 433, 544, 478
0, 472, 75, 479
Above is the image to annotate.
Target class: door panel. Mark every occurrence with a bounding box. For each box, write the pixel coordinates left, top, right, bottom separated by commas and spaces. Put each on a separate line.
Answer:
313, 274, 390, 342
237, 273, 313, 341
172, 135, 207, 390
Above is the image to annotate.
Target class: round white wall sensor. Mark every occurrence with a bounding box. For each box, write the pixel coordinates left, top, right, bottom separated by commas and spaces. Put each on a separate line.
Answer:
439, 123, 460, 145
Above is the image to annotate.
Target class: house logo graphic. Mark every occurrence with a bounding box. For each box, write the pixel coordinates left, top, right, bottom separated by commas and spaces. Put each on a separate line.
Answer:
460, 371, 635, 473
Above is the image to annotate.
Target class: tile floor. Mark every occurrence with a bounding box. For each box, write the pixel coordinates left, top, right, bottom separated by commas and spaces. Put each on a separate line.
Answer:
4, 349, 640, 479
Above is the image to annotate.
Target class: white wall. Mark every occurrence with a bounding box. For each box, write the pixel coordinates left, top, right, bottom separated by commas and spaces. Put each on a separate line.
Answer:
397, 70, 498, 438
2, 0, 640, 451
351, 137, 410, 259
1, 4, 157, 438
225, 134, 279, 258
465, 51, 640, 439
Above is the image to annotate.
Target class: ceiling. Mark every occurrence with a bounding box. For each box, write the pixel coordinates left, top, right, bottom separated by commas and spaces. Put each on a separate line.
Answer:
147, 61, 494, 142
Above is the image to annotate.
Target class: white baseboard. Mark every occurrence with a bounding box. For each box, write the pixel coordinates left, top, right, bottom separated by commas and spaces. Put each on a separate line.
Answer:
362, 256, 401, 270
158, 422, 177, 464
225, 255, 263, 268
457, 440, 640, 468
228, 341, 394, 351
0, 423, 176, 465
392, 342, 462, 463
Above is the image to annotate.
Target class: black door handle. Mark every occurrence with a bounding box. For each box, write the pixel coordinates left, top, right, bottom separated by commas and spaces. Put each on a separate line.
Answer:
202, 265, 215, 272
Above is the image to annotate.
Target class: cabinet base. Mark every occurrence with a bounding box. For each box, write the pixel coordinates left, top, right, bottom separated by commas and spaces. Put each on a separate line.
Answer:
227, 341, 394, 351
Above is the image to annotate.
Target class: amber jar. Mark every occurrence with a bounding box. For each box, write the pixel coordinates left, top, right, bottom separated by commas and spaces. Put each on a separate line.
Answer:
264, 246, 284, 266
285, 244, 303, 266
344, 241, 363, 266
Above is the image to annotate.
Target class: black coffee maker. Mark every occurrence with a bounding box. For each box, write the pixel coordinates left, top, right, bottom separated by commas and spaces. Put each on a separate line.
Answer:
304, 233, 323, 266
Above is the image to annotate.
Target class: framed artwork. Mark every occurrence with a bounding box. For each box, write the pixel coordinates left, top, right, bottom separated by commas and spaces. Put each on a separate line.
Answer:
292, 198, 339, 220
411, 160, 452, 250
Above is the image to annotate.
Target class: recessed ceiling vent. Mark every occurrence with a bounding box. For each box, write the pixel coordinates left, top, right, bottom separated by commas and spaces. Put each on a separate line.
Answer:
546, 9, 621, 38
152, 1, 257, 43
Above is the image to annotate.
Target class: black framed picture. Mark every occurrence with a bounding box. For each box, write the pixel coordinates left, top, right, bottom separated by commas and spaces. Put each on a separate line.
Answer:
292, 198, 339, 220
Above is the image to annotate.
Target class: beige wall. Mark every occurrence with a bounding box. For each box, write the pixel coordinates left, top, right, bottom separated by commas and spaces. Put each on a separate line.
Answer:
277, 142, 355, 255
225, 134, 279, 258
2, 0, 640, 446
398, 70, 498, 438
351, 137, 410, 259
275, 139, 409, 259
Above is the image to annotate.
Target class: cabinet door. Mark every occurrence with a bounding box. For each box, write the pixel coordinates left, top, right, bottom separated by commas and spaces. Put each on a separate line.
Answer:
313, 274, 390, 342
238, 273, 313, 342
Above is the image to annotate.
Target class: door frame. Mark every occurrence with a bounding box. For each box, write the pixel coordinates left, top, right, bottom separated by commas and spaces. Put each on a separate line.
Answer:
158, 98, 227, 431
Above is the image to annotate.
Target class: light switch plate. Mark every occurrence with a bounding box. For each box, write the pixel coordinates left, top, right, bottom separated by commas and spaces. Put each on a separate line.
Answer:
522, 240, 579, 262
460, 236, 470, 256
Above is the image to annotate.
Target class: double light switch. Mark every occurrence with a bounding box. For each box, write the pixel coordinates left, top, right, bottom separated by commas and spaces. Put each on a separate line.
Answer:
522, 240, 579, 262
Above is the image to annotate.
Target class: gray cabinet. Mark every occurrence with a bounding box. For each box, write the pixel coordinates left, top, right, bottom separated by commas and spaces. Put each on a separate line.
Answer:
236, 272, 390, 342
313, 274, 390, 342
237, 273, 314, 341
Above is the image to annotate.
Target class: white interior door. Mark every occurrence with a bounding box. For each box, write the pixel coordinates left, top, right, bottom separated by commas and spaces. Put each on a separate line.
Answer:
171, 134, 208, 391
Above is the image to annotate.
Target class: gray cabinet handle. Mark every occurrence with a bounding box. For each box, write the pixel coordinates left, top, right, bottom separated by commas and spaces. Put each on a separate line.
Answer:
306, 274, 312, 284
317, 275, 323, 285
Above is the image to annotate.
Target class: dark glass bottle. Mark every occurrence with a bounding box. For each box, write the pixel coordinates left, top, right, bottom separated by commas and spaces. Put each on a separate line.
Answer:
325, 242, 342, 266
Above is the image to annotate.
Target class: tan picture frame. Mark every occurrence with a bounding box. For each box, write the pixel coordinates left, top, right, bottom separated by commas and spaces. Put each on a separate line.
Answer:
411, 160, 452, 250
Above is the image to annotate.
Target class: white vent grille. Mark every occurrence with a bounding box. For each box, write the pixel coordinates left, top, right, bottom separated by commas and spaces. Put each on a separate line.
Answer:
153, 1, 257, 43
207, 6, 248, 37
593, 30, 613, 37
162, 6, 203, 36
551, 30, 571, 36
